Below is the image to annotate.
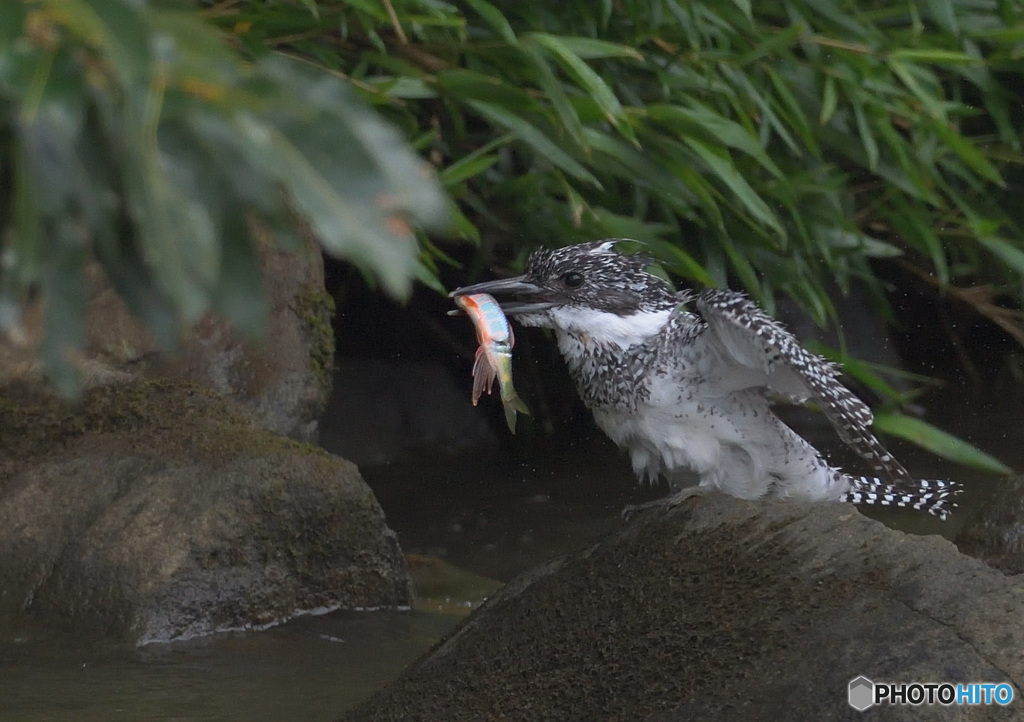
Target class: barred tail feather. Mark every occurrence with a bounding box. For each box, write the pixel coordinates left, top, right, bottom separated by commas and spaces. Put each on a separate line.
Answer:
839, 475, 959, 520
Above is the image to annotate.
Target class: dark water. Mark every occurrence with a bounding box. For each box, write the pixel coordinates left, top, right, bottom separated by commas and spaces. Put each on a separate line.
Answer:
1, 397, 1017, 721
0, 432, 655, 722
0, 610, 453, 722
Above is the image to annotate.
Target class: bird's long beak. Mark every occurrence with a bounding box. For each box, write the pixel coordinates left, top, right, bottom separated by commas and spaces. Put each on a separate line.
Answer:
449, 276, 555, 315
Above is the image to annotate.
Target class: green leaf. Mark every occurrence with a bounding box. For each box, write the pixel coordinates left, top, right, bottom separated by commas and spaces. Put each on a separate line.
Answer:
888, 48, 979, 64
852, 102, 878, 172
646, 103, 783, 179
548, 37, 643, 60
367, 77, 437, 99
234, 112, 415, 297
764, 67, 817, 154
0, 2, 26, 46
823, 351, 904, 400
212, 216, 267, 339
439, 135, 514, 191
682, 138, 783, 236
922, 0, 958, 34
819, 76, 838, 125
294, 0, 319, 20
463, 0, 516, 43
930, 121, 1005, 187
738, 23, 804, 65
444, 198, 482, 243
466, 99, 600, 186
890, 206, 949, 283
874, 413, 1013, 475
40, 0, 151, 85
724, 0, 752, 22
978, 236, 1024, 278
646, 239, 716, 287
819, 227, 903, 259
719, 232, 769, 305
435, 69, 539, 110
586, 207, 675, 244
525, 33, 625, 130
519, 43, 587, 149
887, 59, 944, 118
440, 153, 499, 187
584, 129, 701, 218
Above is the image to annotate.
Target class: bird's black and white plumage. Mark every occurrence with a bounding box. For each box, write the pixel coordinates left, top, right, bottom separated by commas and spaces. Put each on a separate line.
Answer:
453, 240, 957, 519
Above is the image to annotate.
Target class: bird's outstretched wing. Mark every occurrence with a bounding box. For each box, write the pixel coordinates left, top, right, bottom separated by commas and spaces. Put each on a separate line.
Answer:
690, 289, 916, 487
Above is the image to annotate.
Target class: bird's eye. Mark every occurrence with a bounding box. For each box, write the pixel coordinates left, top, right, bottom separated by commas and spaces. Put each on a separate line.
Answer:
562, 271, 584, 288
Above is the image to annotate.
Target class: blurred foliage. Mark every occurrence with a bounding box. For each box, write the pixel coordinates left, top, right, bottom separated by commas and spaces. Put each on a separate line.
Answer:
0, 0, 448, 393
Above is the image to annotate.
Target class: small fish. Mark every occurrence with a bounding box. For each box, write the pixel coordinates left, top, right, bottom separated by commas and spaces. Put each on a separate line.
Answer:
453, 293, 530, 433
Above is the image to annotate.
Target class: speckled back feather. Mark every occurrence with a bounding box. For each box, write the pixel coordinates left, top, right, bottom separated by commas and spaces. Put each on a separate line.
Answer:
696, 290, 918, 488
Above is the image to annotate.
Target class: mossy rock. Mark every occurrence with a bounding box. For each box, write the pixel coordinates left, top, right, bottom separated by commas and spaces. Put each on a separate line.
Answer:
347, 494, 1024, 722
0, 379, 412, 644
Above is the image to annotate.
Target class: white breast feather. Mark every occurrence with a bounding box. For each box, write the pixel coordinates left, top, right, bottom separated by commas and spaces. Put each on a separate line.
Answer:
548, 307, 672, 349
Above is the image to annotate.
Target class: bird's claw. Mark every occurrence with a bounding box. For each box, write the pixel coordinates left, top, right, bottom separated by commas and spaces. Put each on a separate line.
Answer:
620, 486, 708, 521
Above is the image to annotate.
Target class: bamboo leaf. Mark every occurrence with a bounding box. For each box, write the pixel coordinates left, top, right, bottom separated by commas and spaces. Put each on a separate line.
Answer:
738, 23, 804, 65
889, 48, 978, 64
584, 129, 697, 216
548, 37, 643, 60
439, 133, 513, 188
463, 0, 516, 43
852, 102, 878, 172
978, 236, 1024, 278
519, 43, 587, 149
525, 33, 625, 130
682, 138, 783, 236
436, 69, 539, 110
764, 67, 818, 154
819, 76, 838, 125
440, 154, 499, 187
931, 121, 1005, 187
466, 99, 600, 186
874, 413, 1013, 475
646, 103, 783, 179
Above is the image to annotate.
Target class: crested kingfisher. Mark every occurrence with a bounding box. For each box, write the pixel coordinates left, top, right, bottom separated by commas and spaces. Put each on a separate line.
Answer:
452, 240, 957, 519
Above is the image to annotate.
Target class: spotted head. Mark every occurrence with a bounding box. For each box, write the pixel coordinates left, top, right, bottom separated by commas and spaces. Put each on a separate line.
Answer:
451, 240, 680, 348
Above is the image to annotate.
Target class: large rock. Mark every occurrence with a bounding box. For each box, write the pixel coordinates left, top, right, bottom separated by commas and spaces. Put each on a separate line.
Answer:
0, 380, 411, 645
87, 235, 335, 442
0, 233, 334, 442
346, 494, 1024, 721
957, 476, 1024, 575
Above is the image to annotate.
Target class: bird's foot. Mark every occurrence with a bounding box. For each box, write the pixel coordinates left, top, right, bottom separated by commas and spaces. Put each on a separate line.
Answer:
621, 486, 707, 522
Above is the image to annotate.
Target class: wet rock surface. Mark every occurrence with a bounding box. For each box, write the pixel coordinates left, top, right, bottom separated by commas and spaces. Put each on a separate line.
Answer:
345, 494, 1024, 721
0, 380, 411, 645
957, 475, 1024, 575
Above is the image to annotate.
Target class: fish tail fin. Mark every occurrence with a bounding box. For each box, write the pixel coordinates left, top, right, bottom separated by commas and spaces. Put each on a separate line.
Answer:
502, 393, 530, 434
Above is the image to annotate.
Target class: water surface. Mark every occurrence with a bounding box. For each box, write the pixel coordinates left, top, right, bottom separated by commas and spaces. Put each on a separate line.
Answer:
1, 399, 1017, 721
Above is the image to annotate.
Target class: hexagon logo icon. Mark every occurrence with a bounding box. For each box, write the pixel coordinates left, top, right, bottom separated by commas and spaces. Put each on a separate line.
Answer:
849, 676, 875, 711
